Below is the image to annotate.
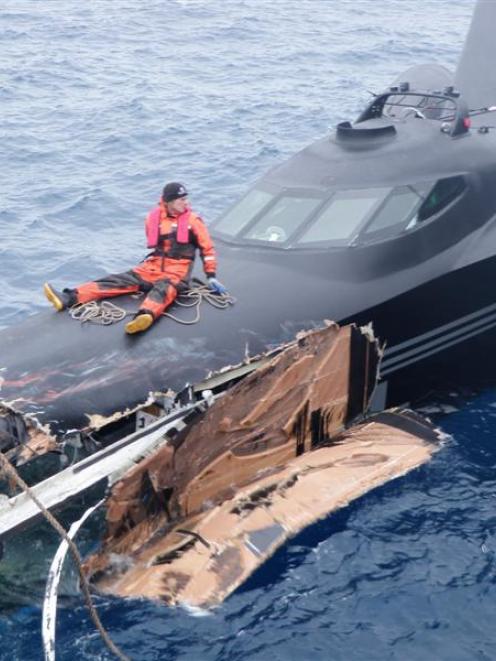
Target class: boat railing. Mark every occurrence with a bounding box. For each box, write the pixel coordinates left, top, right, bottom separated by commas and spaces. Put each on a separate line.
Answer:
356, 85, 471, 137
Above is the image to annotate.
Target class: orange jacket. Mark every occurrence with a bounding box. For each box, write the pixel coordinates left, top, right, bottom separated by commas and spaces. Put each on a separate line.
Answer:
145, 201, 217, 277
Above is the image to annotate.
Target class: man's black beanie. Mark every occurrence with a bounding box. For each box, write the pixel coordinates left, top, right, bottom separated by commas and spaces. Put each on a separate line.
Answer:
162, 182, 188, 202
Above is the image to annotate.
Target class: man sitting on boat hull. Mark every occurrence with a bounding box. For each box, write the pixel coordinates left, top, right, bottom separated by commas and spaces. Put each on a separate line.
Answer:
44, 182, 227, 334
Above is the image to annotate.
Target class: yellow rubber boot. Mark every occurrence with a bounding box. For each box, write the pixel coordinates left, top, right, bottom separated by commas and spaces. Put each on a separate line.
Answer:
125, 313, 154, 334
44, 283, 69, 311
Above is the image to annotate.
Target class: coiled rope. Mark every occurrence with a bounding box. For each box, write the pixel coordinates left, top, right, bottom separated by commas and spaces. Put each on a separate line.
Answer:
0, 452, 130, 661
70, 300, 128, 325
69, 282, 236, 326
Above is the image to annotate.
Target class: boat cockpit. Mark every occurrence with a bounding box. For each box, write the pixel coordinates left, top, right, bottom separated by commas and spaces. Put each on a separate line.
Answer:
211, 175, 468, 249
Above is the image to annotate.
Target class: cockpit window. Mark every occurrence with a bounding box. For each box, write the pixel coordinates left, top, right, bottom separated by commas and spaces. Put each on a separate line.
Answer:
417, 176, 466, 221
298, 188, 389, 244
213, 189, 273, 236
361, 185, 423, 239
213, 176, 466, 248
244, 195, 322, 243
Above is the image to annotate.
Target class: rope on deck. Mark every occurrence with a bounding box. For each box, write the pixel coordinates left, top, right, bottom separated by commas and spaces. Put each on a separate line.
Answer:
69, 281, 236, 326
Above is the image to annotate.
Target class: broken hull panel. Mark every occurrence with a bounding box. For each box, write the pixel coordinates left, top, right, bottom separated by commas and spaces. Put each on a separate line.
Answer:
81, 323, 441, 607
82, 322, 379, 586
83, 322, 379, 551
87, 410, 441, 607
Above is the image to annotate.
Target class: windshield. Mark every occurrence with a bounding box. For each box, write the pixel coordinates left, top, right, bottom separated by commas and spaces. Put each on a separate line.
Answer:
213, 176, 466, 248
213, 189, 274, 236
212, 188, 324, 244
244, 195, 322, 243
298, 188, 389, 244
360, 185, 425, 240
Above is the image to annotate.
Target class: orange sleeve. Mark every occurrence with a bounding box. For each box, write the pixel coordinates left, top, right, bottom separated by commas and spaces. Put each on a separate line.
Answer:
191, 215, 217, 276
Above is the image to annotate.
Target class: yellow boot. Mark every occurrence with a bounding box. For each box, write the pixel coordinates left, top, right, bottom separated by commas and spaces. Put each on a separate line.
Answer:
43, 283, 76, 311
125, 313, 154, 335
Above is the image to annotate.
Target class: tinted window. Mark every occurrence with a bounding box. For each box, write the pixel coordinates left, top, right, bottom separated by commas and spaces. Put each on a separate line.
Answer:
245, 195, 322, 243
417, 176, 466, 221
298, 188, 389, 244
213, 189, 273, 236
363, 186, 422, 238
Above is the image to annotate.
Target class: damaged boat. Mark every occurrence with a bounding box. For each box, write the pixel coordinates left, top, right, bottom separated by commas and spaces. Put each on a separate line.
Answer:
0, 320, 377, 538
0, 0, 495, 475
81, 323, 442, 607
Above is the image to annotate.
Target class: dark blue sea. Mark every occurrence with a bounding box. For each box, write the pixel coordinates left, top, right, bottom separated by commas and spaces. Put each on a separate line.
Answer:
1, 1, 495, 659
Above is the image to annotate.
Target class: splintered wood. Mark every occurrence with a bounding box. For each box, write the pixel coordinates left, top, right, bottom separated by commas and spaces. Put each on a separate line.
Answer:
83, 323, 441, 607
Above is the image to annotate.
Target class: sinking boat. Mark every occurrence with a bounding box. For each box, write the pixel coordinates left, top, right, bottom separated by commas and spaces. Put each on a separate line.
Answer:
0, 1, 493, 471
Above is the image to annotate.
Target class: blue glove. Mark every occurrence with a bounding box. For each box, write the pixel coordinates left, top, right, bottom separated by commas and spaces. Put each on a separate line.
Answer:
208, 277, 228, 295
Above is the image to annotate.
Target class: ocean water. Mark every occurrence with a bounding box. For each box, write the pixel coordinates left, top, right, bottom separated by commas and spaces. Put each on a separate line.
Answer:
1, 1, 495, 659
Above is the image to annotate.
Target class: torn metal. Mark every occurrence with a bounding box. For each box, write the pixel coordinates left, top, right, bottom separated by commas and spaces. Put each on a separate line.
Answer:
83, 323, 441, 607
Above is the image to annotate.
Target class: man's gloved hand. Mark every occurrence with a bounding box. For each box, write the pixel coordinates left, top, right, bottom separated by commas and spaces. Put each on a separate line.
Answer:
207, 277, 228, 295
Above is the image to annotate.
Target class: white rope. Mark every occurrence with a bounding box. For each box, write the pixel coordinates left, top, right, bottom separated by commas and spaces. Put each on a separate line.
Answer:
69, 282, 236, 326
164, 283, 236, 325
42, 499, 105, 661
69, 300, 128, 325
